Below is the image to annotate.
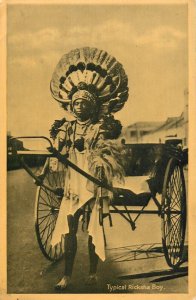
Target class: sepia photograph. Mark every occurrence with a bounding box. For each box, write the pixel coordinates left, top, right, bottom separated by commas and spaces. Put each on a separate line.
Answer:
2, 0, 193, 297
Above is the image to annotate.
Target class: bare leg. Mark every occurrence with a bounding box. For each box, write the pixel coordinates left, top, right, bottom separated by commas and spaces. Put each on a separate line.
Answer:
64, 214, 79, 277
88, 236, 99, 274
85, 235, 99, 285
55, 210, 81, 289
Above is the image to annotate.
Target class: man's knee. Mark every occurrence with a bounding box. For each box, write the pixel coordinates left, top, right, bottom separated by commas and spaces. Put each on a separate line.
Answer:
67, 213, 80, 234
67, 215, 75, 233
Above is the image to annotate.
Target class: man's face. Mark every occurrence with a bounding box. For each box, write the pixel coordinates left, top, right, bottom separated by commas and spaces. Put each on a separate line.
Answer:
72, 99, 93, 121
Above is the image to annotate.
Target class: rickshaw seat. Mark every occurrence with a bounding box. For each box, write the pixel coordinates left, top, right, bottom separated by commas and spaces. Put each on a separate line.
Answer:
112, 176, 152, 206
112, 189, 151, 206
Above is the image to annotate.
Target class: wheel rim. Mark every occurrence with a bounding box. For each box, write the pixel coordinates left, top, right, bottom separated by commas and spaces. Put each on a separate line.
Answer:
162, 158, 186, 268
35, 160, 66, 261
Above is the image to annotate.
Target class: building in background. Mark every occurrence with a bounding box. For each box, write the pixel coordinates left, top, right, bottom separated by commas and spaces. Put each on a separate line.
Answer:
122, 89, 188, 147
122, 121, 163, 143
142, 88, 188, 147
142, 113, 187, 145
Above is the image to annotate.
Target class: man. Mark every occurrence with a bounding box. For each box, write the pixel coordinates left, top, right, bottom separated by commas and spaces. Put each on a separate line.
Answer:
53, 91, 102, 289
49, 47, 129, 290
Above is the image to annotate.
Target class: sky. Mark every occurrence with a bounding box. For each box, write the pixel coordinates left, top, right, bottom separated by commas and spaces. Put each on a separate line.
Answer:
7, 4, 188, 137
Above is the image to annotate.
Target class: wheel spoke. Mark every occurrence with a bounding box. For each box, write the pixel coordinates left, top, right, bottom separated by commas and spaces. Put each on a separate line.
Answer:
168, 218, 181, 247
49, 191, 61, 207
40, 188, 52, 206
170, 171, 180, 202
37, 211, 53, 221
40, 217, 56, 240
42, 187, 54, 206
164, 214, 181, 239
38, 213, 52, 226
39, 215, 52, 239
39, 193, 51, 206
43, 221, 55, 247
173, 168, 181, 197
35, 159, 67, 261
162, 159, 186, 268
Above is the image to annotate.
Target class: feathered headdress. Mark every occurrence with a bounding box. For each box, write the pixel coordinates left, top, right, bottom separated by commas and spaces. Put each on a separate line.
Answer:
50, 47, 129, 118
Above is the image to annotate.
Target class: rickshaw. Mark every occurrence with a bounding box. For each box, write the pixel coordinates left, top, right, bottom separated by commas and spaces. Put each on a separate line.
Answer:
9, 135, 187, 271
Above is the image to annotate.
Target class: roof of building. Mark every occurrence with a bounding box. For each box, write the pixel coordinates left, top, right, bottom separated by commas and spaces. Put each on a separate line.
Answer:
149, 113, 185, 133
124, 112, 187, 136
126, 121, 164, 131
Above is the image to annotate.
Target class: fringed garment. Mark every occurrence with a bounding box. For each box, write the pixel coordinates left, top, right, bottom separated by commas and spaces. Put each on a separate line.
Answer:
50, 119, 126, 261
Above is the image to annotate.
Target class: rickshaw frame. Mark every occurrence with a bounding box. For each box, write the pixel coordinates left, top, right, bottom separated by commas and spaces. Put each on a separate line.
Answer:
9, 135, 187, 270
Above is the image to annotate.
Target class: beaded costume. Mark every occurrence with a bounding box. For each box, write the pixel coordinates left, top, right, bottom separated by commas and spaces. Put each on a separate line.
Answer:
49, 47, 129, 260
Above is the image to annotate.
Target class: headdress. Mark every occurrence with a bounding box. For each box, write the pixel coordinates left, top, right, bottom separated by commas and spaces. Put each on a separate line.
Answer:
50, 47, 129, 118
71, 89, 96, 105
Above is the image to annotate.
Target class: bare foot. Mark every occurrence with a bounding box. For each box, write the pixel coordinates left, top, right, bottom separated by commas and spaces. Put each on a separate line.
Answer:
55, 276, 71, 290
85, 274, 98, 285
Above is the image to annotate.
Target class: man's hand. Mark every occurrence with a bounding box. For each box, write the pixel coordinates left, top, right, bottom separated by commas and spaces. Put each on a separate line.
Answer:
33, 173, 45, 186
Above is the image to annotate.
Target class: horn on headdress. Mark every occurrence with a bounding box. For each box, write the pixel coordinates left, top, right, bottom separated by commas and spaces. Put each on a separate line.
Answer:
50, 47, 129, 116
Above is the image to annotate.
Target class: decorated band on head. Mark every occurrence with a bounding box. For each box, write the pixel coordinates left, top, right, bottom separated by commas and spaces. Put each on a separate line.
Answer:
50, 47, 129, 123
70, 83, 98, 122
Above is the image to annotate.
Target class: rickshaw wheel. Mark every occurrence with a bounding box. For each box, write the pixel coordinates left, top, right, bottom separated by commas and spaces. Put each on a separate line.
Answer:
34, 159, 67, 261
161, 158, 186, 269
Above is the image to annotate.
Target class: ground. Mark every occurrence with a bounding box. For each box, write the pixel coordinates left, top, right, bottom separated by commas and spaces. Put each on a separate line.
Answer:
7, 168, 188, 294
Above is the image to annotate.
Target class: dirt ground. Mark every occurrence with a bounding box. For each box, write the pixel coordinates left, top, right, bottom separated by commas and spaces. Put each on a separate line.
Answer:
7, 169, 188, 294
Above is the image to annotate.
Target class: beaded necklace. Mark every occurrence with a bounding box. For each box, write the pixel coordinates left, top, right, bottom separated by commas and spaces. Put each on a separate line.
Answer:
72, 119, 92, 151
